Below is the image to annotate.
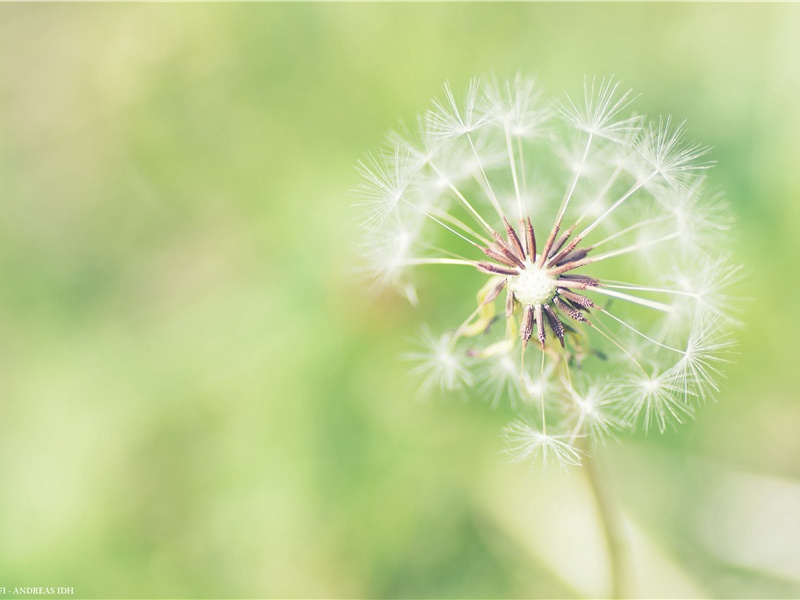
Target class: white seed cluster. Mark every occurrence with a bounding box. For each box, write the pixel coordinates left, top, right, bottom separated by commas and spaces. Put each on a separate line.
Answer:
507, 261, 555, 306
356, 75, 740, 467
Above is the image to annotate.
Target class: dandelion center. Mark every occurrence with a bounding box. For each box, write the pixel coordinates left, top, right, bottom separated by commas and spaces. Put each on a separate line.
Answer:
508, 261, 555, 306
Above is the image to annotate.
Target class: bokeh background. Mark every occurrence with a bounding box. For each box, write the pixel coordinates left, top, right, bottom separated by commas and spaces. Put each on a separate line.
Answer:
1, 3, 799, 598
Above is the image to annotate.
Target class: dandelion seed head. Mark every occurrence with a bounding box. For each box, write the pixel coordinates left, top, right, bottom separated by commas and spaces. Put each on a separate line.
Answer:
356, 75, 740, 466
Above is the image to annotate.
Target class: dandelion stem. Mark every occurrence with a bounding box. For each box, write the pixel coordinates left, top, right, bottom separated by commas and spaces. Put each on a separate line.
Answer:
582, 441, 627, 599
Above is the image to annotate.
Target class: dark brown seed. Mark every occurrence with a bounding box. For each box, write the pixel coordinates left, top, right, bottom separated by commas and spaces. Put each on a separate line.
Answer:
543, 304, 565, 347
491, 230, 515, 255
547, 236, 582, 267
482, 246, 524, 269
556, 247, 592, 266
490, 231, 526, 268
538, 224, 561, 268
555, 279, 588, 290
483, 279, 507, 305
548, 225, 575, 259
554, 296, 589, 324
503, 216, 526, 261
524, 217, 537, 261
535, 304, 546, 347
558, 273, 599, 287
560, 273, 598, 283
505, 290, 516, 318
547, 257, 594, 277
558, 289, 597, 309
477, 262, 520, 276
520, 304, 534, 344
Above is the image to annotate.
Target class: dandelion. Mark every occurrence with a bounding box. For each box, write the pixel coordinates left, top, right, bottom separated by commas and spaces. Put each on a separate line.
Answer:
404, 327, 473, 397
504, 421, 582, 468
356, 75, 739, 466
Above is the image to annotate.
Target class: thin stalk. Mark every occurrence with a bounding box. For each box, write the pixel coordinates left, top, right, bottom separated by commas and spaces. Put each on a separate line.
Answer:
582, 442, 627, 599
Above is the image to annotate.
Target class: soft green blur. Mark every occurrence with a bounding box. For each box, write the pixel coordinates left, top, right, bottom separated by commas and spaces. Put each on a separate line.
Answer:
1, 4, 799, 598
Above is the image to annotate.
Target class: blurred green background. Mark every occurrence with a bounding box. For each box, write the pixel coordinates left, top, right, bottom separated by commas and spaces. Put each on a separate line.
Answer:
1, 4, 799, 598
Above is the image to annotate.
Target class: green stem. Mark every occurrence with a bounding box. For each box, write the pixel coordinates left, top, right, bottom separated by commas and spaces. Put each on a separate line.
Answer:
583, 443, 627, 599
